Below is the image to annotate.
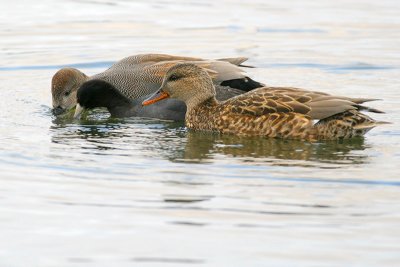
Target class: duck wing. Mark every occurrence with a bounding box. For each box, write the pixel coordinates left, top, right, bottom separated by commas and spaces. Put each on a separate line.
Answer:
225, 87, 383, 120
262, 87, 357, 119
107, 54, 249, 70
107, 54, 205, 70
143, 60, 248, 83
94, 58, 256, 100
126, 54, 249, 67
265, 87, 384, 118
225, 88, 312, 117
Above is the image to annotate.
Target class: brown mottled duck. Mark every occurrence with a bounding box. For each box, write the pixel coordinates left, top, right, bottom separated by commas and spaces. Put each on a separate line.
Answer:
142, 63, 388, 141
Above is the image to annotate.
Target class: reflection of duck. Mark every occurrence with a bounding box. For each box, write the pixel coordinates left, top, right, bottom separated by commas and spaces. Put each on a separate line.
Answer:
51, 54, 263, 116
143, 63, 387, 141
50, 121, 133, 150
50, 118, 368, 166
180, 131, 368, 165
51, 116, 185, 153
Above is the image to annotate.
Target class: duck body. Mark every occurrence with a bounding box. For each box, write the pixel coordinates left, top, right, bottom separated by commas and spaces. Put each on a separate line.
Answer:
74, 79, 256, 121
52, 53, 263, 116
185, 92, 379, 140
74, 79, 186, 121
143, 63, 387, 141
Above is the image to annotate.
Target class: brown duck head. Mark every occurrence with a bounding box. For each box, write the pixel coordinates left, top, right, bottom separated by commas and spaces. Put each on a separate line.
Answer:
142, 63, 217, 109
51, 68, 88, 115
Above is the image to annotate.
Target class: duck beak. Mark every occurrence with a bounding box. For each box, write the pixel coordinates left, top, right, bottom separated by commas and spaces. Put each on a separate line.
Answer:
142, 89, 170, 106
52, 106, 65, 116
73, 104, 85, 119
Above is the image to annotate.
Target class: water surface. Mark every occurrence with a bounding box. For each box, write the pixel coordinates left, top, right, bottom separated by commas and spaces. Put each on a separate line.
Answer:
1, 0, 400, 266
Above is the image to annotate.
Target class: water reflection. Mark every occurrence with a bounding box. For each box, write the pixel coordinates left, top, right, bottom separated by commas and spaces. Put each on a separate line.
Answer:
51, 115, 370, 167
178, 131, 369, 166
130, 257, 205, 264
50, 112, 186, 158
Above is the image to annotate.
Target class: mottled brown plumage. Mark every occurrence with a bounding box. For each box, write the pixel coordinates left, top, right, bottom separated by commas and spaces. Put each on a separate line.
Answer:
143, 63, 388, 141
51, 53, 261, 115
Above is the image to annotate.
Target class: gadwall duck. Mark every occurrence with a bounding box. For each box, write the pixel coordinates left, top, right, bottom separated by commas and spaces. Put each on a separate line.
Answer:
73, 76, 257, 121
52, 53, 263, 116
73, 79, 184, 121
142, 63, 388, 141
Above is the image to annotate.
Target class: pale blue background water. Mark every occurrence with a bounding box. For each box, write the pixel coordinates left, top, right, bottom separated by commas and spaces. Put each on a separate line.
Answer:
0, 0, 399, 266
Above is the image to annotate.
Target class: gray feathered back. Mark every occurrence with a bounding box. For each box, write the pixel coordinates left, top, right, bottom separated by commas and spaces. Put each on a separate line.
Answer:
91, 54, 249, 99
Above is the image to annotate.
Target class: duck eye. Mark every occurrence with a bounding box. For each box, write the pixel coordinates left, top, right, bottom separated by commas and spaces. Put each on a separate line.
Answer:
168, 74, 181, 81
64, 91, 70, 97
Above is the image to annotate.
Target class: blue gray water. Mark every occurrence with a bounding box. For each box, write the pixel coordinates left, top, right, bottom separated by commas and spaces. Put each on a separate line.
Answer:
1, 0, 400, 266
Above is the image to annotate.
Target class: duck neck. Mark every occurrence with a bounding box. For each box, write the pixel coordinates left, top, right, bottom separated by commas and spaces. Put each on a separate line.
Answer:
186, 96, 218, 112
74, 69, 89, 86
185, 96, 219, 129
106, 93, 133, 117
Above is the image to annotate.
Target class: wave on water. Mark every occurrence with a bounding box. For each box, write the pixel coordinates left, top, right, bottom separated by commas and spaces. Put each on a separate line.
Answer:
0, 61, 394, 73
0, 61, 115, 71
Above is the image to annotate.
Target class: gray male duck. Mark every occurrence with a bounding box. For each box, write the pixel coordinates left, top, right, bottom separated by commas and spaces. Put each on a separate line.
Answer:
51, 53, 264, 120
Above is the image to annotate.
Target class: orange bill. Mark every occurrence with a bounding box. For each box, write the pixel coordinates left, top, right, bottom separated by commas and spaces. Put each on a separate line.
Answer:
142, 90, 170, 106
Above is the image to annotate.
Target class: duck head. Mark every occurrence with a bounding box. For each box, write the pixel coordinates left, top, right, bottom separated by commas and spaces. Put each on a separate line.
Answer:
142, 63, 217, 109
73, 79, 131, 119
51, 68, 88, 115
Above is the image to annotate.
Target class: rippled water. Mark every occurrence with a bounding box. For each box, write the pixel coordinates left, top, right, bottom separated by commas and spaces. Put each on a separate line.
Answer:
1, 0, 400, 266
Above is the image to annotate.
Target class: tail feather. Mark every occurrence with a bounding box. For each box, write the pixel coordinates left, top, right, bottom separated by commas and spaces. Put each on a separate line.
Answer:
355, 104, 385, 114
350, 98, 381, 104
196, 60, 264, 91
205, 61, 247, 82
314, 110, 389, 139
353, 121, 391, 129
217, 57, 249, 66
220, 77, 265, 92
237, 64, 255, 68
